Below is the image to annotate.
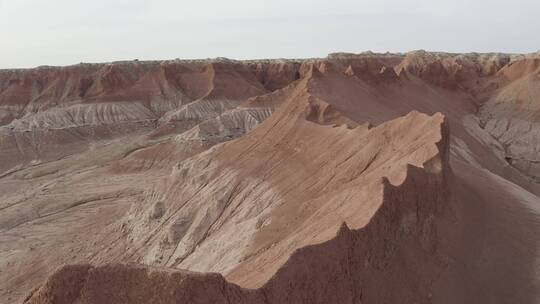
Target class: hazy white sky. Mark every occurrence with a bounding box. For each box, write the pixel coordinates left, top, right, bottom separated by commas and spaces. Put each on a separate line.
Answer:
0, 0, 539, 68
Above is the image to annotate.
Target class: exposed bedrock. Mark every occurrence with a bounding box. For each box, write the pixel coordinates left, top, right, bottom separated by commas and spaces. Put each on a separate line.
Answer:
3, 51, 540, 304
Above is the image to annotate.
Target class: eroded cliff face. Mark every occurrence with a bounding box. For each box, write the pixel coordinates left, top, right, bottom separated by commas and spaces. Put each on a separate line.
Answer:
23, 111, 451, 304
0, 59, 306, 175
2, 51, 540, 304
477, 56, 540, 181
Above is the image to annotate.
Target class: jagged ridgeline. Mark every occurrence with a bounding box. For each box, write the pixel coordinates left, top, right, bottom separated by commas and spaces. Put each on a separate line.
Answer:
1, 52, 540, 304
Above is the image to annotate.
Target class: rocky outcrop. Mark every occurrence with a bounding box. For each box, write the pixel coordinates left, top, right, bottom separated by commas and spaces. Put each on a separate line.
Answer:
478, 56, 540, 180
0, 59, 304, 174
3, 51, 540, 304
396, 50, 513, 89
23, 110, 450, 303
116, 59, 449, 291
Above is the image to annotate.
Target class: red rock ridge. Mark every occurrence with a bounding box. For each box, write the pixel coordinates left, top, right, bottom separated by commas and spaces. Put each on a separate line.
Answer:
23, 114, 450, 303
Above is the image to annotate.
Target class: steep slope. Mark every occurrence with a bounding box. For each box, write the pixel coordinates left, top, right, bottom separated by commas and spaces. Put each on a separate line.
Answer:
396, 51, 540, 183
2, 51, 540, 304
0, 59, 305, 303
0, 59, 302, 174
23, 107, 450, 304
478, 55, 540, 180
117, 68, 448, 282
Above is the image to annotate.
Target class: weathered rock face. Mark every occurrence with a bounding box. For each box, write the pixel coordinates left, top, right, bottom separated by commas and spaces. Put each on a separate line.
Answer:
0, 59, 303, 174
396, 50, 512, 89
2, 51, 540, 304
478, 56, 540, 181
24, 113, 450, 303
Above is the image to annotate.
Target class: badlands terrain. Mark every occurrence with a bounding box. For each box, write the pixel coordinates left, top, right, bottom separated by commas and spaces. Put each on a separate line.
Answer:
0, 50, 540, 303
